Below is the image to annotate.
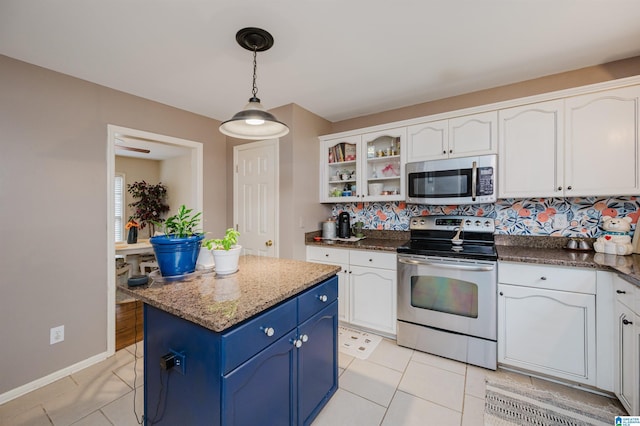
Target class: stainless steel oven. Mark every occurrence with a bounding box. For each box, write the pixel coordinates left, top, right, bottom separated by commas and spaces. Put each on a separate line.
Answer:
397, 215, 498, 370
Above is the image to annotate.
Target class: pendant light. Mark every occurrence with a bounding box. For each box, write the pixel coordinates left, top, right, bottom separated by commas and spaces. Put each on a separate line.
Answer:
219, 27, 289, 140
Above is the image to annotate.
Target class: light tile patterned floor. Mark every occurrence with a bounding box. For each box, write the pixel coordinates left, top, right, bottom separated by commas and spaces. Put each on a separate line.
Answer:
0, 337, 622, 425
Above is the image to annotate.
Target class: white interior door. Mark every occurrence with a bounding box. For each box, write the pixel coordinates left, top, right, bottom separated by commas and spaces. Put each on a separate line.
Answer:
234, 139, 279, 257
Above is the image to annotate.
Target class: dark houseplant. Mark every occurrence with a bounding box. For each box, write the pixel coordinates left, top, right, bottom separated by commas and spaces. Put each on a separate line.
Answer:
150, 205, 204, 277
127, 180, 170, 238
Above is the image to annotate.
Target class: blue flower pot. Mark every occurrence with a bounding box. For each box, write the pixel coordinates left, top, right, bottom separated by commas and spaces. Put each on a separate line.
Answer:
150, 234, 205, 277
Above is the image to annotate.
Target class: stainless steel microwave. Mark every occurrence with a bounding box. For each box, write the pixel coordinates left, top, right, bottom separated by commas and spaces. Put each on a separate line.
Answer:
406, 154, 497, 205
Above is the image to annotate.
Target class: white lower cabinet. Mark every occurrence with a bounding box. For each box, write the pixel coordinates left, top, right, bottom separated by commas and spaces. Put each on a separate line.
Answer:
306, 246, 397, 336
498, 262, 596, 386
613, 274, 639, 415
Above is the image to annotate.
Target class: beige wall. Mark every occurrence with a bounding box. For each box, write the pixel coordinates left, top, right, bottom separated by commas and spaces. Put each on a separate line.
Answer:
331, 56, 640, 133
115, 156, 161, 239
160, 154, 194, 222
0, 54, 226, 396
275, 104, 333, 260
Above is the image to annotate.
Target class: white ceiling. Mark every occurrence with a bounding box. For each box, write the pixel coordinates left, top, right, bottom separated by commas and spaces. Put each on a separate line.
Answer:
1, 0, 640, 125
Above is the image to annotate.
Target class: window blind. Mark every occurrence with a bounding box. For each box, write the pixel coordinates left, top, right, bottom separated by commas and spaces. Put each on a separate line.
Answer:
115, 174, 125, 242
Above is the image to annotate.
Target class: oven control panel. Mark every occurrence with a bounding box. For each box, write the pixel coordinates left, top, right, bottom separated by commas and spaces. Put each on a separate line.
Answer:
409, 215, 495, 233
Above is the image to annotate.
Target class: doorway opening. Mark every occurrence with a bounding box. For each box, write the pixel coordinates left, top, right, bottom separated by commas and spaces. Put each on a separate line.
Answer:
106, 125, 203, 354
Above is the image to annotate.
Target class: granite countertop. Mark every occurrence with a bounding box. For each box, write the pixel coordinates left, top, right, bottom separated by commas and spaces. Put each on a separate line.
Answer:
118, 255, 341, 333
304, 230, 640, 286
304, 229, 408, 252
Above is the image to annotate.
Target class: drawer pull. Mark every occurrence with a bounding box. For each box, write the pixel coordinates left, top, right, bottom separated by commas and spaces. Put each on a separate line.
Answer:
617, 290, 627, 294
300, 334, 309, 343
293, 339, 303, 348
623, 319, 633, 325
262, 327, 275, 337
540, 276, 547, 280
318, 294, 328, 302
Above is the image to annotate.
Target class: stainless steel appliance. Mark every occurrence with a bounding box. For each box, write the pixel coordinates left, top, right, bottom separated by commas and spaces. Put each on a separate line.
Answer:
406, 154, 497, 205
397, 215, 497, 370
337, 212, 351, 238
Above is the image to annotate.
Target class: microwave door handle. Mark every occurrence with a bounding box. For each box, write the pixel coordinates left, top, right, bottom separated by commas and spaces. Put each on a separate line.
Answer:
398, 257, 494, 272
471, 161, 477, 201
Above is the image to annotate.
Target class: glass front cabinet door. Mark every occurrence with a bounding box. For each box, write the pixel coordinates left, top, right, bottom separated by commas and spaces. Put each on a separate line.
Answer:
361, 128, 406, 202
322, 135, 361, 203
320, 129, 406, 203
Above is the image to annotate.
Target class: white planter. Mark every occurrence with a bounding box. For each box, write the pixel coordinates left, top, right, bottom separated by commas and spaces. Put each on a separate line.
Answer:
196, 247, 215, 272
212, 245, 242, 275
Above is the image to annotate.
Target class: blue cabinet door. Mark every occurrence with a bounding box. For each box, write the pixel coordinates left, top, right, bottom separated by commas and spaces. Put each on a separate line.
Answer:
222, 329, 298, 426
298, 301, 338, 426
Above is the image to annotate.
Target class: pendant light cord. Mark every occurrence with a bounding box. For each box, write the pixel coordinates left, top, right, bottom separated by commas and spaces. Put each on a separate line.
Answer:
251, 45, 259, 98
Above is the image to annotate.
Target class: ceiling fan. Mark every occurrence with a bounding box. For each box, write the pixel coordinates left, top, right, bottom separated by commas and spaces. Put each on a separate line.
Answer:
115, 136, 151, 154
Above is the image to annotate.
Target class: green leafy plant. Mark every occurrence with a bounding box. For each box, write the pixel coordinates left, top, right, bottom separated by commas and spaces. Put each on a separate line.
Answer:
204, 228, 241, 251
127, 180, 170, 234
155, 205, 202, 238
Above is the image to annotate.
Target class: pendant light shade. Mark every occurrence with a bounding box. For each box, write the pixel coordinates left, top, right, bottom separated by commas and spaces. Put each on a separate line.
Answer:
219, 28, 289, 140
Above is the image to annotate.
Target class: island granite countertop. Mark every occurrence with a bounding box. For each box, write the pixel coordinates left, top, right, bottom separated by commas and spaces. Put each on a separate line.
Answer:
118, 255, 341, 333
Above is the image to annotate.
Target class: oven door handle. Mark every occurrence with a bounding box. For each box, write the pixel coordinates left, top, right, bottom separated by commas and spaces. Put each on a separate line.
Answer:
398, 257, 495, 271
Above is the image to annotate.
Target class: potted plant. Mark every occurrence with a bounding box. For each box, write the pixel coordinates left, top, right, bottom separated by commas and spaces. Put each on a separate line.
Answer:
204, 228, 242, 275
127, 180, 170, 238
150, 205, 204, 277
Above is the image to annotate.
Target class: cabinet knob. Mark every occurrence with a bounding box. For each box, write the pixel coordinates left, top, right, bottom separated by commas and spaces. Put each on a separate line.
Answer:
325, 254, 329, 257
300, 334, 309, 343
557, 186, 562, 191
540, 276, 547, 280
499, 291, 503, 296
263, 327, 275, 337
567, 186, 572, 190
617, 290, 627, 294
318, 294, 328, 302
293, 339, 303, 348
265, 240, 273, 247
442, 150, 447, 154
369, 258, 373, 262
449, 149, 453, 154
623, 319, 633, 325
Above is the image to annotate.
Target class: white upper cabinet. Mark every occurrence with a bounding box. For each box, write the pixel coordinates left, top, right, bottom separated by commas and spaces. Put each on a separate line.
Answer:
449, 111, 498, 157
499, 100, 564, 198
564, 86, 640, 197
499, 85, 640, 198
361, 128, 406, 202
321, 135, 361, 203
321, 79, 640, 202
406, 119, 448, 161
320, 129, 405, 203
407, 111, 497, 162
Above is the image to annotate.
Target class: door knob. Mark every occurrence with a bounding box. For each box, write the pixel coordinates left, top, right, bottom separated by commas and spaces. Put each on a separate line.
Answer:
265, 240, 273, 247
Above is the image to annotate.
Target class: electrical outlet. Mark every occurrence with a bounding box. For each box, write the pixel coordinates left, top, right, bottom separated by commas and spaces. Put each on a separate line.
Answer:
50, 325, 64, 345
553, 213, 568, 229
173, 351, 186, 375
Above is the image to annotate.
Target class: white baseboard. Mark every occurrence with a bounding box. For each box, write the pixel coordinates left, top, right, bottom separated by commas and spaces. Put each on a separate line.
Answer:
0, 351, 111, 405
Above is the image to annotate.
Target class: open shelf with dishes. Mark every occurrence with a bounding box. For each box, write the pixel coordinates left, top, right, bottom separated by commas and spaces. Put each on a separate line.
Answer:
320, 128, 405, 202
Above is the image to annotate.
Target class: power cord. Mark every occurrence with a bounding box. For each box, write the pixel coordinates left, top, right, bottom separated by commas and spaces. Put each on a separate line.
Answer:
131, 301, 170, 425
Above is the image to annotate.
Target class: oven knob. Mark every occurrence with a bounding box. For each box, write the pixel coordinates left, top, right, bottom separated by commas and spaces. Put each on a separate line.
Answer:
475, 220, 481, 226
484, 221, 491, 227
465, 220, 472, 226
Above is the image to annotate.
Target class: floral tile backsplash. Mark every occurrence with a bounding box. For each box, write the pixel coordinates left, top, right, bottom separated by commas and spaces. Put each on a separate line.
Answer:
332, 196, 640, 237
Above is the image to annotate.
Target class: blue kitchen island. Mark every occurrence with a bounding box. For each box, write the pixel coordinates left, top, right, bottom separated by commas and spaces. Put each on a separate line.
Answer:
119, 255, 341, 426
